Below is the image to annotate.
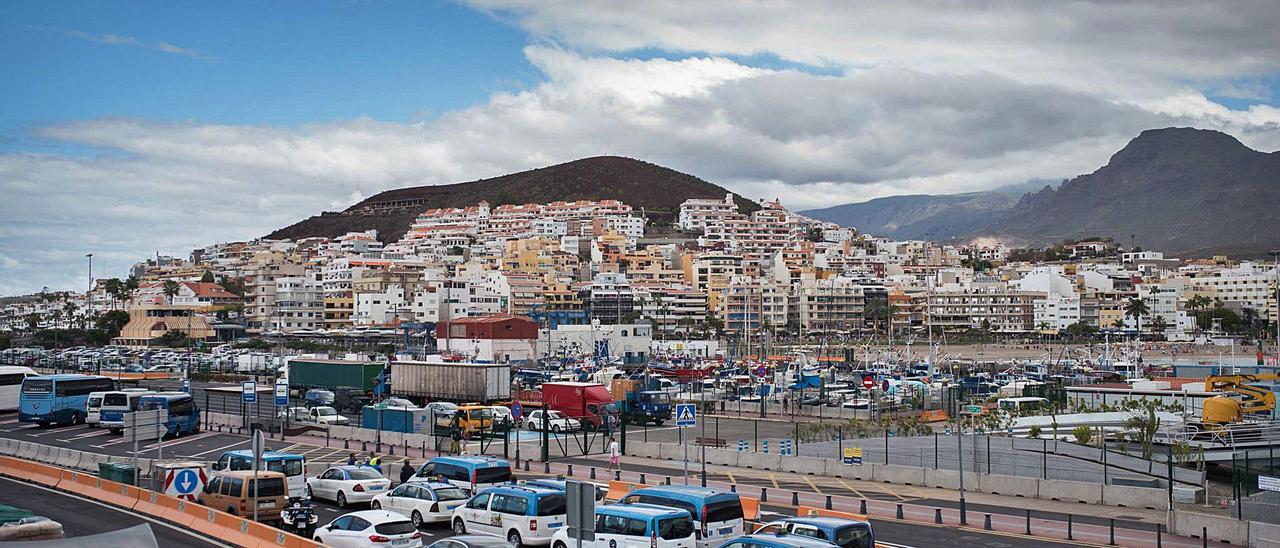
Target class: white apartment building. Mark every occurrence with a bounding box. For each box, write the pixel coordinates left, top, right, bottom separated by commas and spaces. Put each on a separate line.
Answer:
678, 193, 739, 231
1033, 293, 1081, 332
353, 284, 409, 326
1186, 262, 1279, 322
272, 275, 324, 331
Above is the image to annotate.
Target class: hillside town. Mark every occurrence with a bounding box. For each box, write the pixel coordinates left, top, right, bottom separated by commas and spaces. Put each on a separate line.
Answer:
3, 193, 1277, 359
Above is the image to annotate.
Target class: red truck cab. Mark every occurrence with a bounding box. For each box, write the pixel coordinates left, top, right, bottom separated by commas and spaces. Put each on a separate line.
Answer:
540, 382, 616, 430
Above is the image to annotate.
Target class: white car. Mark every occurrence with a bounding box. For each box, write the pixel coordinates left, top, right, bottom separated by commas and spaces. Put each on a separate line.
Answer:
306, 466, 392, 508
314, 510, 423, 548
523, 410, 581, 433
489, 406, 515, 428
308, 406, 350, 425
371, 481, 470, 528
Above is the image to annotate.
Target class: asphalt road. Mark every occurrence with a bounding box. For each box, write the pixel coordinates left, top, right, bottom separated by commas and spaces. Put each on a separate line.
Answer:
0, 475, 225, 547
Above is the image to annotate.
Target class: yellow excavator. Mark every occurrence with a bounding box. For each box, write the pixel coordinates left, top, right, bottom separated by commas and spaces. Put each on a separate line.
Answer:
1203, 374, 1280, 425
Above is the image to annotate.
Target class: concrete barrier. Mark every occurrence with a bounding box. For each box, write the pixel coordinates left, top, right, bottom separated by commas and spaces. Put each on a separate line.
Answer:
1103, 484, 1168, 509
1170, 509, 1249, 546
737, 451, 783, 471
1249, 521, 1280, 548
923, 468, 961, 490
783, 456, 827, 476
54, 448, 81, 470
877, 465, 926, 486
1038, 479, 1101, 504
978, 474, 1038, 498
16, 442, 37, 460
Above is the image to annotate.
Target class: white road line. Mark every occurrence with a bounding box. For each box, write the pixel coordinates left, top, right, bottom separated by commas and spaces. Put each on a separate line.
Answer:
187, 438, 250, 458
0, 475, 233, 548
58, 430, 112, 443
91, 437, 133, 449
140, 432, 220, 451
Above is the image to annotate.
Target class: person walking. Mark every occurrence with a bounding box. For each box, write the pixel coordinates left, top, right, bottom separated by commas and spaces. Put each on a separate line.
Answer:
399, 460, 415, 485
607, 436, 621, 473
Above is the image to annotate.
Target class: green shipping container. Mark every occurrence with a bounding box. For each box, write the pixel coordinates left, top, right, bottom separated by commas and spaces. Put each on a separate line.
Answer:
287, 359, 384, 392
98, 462, 134, 484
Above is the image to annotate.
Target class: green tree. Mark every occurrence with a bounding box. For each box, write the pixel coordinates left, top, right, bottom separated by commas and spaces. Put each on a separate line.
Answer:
1065, 320, 1097, 338
103, 278, 123, 310
162, 280, 181, 304
1072, 425, 1093, 446
155, 329, 190, 348
200, 270, 215, 283
1124, 297, 1149, 335
1149, 315, 1169, 339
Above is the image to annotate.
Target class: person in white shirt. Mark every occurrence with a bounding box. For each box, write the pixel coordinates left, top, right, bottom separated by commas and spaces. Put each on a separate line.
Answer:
607, 437, 621, 472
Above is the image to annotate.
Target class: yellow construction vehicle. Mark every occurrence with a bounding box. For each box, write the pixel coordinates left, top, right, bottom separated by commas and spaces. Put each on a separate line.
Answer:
1203, 374, 1280, 425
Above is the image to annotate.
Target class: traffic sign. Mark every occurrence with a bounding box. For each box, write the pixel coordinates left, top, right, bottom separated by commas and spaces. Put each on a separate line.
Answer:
862, 376, 874, 389
675, 403, 696, 427
252, 429, 266, 467
843, 447, 863, 465
165, 468, 206, 500
881, 379, 890, 392
274, 383, 288, 407
510, 401, 523, 420
242, 381, 256, 403
1261, 475, 1280, 493
124, 409, 168, 441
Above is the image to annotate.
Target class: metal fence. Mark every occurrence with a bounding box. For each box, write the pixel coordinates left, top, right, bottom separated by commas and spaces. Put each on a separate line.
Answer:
1230, 447, 1280, 522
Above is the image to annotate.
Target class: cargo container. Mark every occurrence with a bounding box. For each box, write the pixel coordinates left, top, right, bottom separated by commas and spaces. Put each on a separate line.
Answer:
360, 406, 431, 433
390, 360, 511, 402
286, 358, 385, 393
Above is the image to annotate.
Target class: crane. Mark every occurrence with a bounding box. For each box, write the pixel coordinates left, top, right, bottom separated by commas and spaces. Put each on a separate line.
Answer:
1202, 373, 1280, 425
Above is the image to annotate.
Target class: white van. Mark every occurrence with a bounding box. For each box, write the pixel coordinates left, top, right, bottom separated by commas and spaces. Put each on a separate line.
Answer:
100, 389, 156, 434
451, 485, 566, 546
85, 391, 110, 426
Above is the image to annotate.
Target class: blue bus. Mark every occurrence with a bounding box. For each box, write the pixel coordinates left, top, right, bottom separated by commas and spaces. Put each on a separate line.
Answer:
136, 393, 200, 437
19, 374, 115, 426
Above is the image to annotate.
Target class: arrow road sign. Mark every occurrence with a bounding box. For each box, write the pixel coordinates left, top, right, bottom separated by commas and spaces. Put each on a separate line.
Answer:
675, 403, 696, 427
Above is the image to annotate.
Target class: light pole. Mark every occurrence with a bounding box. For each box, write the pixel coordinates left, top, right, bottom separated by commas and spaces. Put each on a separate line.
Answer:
957, 417, 967, 525
1271, 250, 1280, 361
85, 253, 93, 320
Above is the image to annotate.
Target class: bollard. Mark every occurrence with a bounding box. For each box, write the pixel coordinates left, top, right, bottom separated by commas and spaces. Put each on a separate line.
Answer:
389, 444, 395, 456
896, 503, 903, 520
825, 495, 832, 510
1157, 523, 1162, 548
791, 492, 799, 506
344, 439, 350, 450
761, 488, 768, 502
362, 441, 367, 452
377, 442, 383, 454
422, 441, 426, 458
640, 473, 646, 484
591, 467, 597, 480
1202, 527, 1207, 548
664, 476, 670, 485
859, 499, 867, 514
1109, 519, 1116, 546
730, 484, 736, 493
615, 471, 621, 481
544, 462, 550, 474
567, 465, 573, 477
983, 513, 992, 530
524, 460, 531, 472
326, 430, 331, 447
1025, 509, 1031, 535
404, 441, 408, 456
1068, 514, 1073, 540
935, 508, 942, 524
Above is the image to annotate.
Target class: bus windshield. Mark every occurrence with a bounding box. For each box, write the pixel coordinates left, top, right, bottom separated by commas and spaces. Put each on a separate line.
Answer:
22, 380, 52, 395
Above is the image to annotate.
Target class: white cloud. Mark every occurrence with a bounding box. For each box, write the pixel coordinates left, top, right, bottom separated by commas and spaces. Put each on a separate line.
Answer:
32, 26, 208, 59
5, 4, 1280, 295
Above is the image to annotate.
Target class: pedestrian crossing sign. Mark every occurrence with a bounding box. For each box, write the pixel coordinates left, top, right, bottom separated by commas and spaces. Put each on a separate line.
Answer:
675, 403, 696, 426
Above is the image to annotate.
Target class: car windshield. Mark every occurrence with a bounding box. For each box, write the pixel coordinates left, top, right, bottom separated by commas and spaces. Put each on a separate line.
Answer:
21, 379, 51, 395
315, 408, 336, 416
658, 516, 694, 540
469, 408, 493, 419
266, 459, 304, 476
347, 468, 383, 480
475, 467, 512, 484
536, 494, 566, 516
834, 525, 872, 548
87, 396, 103, 407
433, 487, 469, 501
374, 521, 416, 536
547, 411, 567, 419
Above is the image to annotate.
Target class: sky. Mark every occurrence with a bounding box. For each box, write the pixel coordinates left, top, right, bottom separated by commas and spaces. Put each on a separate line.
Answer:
2, 0, 1280, 296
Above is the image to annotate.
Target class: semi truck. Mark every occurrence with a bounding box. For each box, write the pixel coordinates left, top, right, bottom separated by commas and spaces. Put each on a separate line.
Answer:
390, 360, 511, 402
286, 358, 386, 394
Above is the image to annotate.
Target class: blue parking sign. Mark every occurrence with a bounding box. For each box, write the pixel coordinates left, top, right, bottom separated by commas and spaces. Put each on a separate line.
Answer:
242, 381, 256, 404
510, 401, 523, 420
274, 383, 288, 407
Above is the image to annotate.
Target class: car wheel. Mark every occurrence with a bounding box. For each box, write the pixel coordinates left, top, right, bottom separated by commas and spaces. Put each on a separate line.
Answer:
554, 542, 568, 548
452, 518, 466, 535
551, 424, 562, 433
585, 422, 597, 432
411, 510, 422, 528
73, 412, 84, 425
336, 491, 347, 509
507, 529, 522, 547
227, 506, 237, 516
371, 500, 381, 510
654, 419, 665, 426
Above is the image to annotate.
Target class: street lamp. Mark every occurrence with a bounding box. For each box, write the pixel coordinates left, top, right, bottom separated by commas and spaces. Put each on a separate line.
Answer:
1271, 250, 1280, 360
85, 253, 93, 319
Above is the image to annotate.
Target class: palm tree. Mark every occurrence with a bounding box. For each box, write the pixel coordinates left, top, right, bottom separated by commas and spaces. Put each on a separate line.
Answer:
162, 280, 182, 305
24, 313, 41, 334
103, 278, 123, 310
1149, 316, 1169, 339
61, 301, 77, 329
1124, 297, 1150, 337
1242, 307, 1259, 338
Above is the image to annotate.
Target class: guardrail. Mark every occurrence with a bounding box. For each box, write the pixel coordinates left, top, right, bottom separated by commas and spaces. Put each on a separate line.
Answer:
0, 455, 321, 548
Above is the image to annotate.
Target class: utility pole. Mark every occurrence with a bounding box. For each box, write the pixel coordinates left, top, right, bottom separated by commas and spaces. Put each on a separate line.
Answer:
1271, 250, 1280, 361
86, 253, 93, 320
957, 420, 967, 525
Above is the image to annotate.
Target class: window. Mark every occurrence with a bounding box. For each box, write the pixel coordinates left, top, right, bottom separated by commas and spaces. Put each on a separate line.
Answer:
321, 469, 341, 480
390, 484, 413, 498
467, 492, 490, 510
493, 494, 528, 515
624, 516, 647, 536
374, 521, 416, 535
0, 374, 28, 387
265, 459, 303, 477
348, 517, 371, 531
535, 494, 565, 516
705, 499, 744, 522
658, 516, 694, 540
475, 467, 511, 484
329, 516, 353, 531
791, 525, 823, 539
833, 525, 872, 548
600, 515, 629, 535
250, 478, 285, 497
230, 457, 251, 471
22, 379, 52, 395
347, 468, 383, 480
205, 477, 222, 494
433, 486, 468, 501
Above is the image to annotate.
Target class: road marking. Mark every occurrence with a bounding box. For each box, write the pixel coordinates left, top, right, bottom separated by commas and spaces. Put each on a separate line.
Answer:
803, 476, 823, 494
141, 432, 220, 451
187, 438, 251, 458
90, 437, 132, 449
769, 473, 779, 489
726, 471, 736, 484
0, 475, 234, 548
837, 479, 865, 499
58, 430, 112, 443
